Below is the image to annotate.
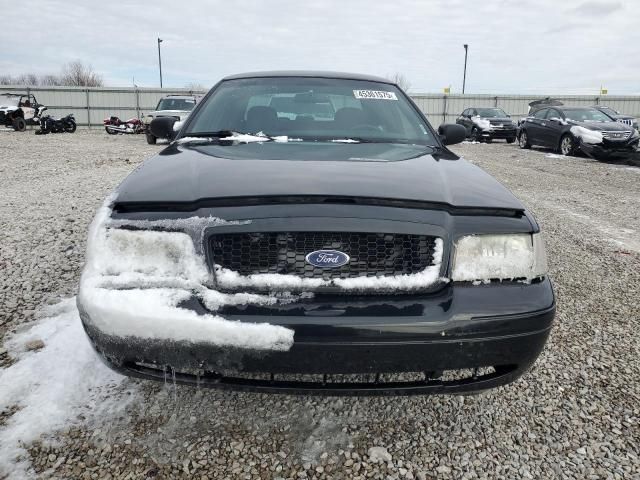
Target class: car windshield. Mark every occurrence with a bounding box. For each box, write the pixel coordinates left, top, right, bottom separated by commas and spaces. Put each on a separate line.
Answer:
599, 107, 618, 117
563, 108, 613, 122
156, 98, 196, 111
184, 77, 436, 145
476, 108, 509, 118
0, 95, 20, 107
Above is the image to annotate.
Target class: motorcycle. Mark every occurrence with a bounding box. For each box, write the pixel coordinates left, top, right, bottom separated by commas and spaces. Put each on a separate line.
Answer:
35, 114, 76, 135
103, 116, 144, 134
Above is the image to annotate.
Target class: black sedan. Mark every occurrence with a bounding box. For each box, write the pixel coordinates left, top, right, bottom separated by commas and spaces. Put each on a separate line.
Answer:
78, 71, 555, 396
456, 107, 518, 143
518, 106, 639, 159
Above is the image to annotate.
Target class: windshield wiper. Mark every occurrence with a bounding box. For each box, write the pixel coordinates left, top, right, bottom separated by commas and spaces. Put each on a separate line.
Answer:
177, 130, 280, 144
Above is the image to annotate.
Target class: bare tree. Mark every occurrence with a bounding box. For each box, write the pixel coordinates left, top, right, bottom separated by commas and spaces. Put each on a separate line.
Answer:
387, 73, 411, 92
14, 73, 39, 86
60, 61, 103, 87
0, 75, 13, 85
40, 74, 63, 86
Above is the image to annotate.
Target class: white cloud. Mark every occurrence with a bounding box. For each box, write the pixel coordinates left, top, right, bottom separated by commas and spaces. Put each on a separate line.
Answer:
0, 0, 638, 94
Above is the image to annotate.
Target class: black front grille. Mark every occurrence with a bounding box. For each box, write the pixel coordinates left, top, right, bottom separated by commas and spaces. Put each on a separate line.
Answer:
210, 232, 437, 280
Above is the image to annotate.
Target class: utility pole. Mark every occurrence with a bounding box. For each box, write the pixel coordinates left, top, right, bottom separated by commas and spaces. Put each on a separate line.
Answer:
157, 38, 163, 88
462, 44, 468, 94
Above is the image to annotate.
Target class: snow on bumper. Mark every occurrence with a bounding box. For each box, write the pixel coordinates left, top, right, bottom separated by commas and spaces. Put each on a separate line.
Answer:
78, 195, 295, 352
77, 287, 294, 351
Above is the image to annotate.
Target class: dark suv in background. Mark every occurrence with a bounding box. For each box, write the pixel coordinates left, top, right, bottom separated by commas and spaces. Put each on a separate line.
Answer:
456, 107, 517, 143
518, 106, 639, 159
593, 105, 638, 131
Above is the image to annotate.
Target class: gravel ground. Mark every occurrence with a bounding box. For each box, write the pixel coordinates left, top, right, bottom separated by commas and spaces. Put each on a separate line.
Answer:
1, 131, 639, 479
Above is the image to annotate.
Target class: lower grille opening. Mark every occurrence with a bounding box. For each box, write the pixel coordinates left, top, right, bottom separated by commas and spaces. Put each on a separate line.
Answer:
128, 362, 514, 394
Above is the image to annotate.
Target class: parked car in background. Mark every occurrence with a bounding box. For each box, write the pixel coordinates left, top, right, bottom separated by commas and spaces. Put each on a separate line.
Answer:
0, 92, 47, 131
518, 106, 639, 159
456, 107, 517, 143
142, 94, 203, 144
78, 71, 555, 396
593, 105, 638, 131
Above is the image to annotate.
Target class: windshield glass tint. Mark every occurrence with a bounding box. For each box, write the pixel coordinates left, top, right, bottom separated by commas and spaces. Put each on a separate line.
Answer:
185, 77, 436, 144
156, 98, 196, 111
564, 109, 613, 122
476, 108, 508, 118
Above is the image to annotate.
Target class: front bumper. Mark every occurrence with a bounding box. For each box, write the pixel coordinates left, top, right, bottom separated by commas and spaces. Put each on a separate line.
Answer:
80, 279, 555, 395
480, 127, 517, 140
578, 138, 639, 160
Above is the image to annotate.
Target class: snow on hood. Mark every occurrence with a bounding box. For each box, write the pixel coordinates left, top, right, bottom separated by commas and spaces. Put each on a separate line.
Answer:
472, 116, 493, 130
77, 195, 295, 351
570, 126, 603, 144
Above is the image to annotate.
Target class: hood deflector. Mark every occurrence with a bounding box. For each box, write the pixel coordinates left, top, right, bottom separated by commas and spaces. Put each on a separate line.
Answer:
113, 195, 524, 217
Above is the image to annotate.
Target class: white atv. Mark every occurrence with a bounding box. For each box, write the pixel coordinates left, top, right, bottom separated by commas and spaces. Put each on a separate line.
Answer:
0, 93, 47, 131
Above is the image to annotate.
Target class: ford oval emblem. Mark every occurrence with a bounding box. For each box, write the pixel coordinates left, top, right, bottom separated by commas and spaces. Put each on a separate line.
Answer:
305, 250, 350, 268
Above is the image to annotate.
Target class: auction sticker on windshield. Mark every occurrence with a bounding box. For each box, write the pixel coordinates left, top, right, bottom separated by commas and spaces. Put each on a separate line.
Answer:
353, 90, 398, 100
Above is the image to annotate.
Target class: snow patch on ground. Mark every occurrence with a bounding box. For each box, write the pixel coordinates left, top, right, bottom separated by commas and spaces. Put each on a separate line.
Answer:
570, 126, 603, 144
0, 299, 138, 477
77, 195, 295, 351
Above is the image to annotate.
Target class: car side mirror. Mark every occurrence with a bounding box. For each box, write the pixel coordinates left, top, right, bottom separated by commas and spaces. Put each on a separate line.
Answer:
150, 117, 177, 140
438, 123, 467, 145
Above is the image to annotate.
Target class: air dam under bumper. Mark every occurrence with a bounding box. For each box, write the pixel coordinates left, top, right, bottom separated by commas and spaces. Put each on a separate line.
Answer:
80, 280, 555, 396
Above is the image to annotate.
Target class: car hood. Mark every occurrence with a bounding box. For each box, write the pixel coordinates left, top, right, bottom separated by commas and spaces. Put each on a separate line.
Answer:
114, 142, 525, 212
573, 121, 633, 132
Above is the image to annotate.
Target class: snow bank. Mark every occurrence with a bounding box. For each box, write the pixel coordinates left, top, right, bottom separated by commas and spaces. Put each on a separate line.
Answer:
570, 126, 603, 144
215, 239, 445, 292
472, 116, 493, 131
0, 299, 138, 477
78, 196, 295, 351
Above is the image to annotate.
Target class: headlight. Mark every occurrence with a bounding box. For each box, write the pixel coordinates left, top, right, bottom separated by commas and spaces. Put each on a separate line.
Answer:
88, 228, 209, 285
451, 233, 547, 282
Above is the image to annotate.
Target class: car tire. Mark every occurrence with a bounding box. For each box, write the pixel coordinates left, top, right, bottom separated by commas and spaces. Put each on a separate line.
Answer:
485, 137, 493, 143
559, 134, 575, 156
470, 127, 480, 142
506, 137, 516, 144
518, 130, 531, 149
12, 117, 26, 132
146, 133, 157, 145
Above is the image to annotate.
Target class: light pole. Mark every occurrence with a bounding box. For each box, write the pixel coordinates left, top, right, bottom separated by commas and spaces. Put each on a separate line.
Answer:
462, 44, 468, 94
157, 38, 163, 88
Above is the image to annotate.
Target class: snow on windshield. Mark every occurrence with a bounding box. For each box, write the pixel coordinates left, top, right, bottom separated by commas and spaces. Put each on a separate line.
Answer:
78, 195, 296, 351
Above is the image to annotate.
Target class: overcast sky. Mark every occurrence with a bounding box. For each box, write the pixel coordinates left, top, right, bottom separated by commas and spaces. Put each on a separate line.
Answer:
1, 0, 638, 94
